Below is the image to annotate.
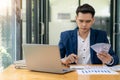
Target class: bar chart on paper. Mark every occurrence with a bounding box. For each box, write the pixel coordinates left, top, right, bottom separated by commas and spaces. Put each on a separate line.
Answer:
70, 65, 118, 75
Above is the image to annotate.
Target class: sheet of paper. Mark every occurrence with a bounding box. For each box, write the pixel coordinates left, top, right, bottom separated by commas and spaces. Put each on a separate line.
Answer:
108, 65, 120, 71
70, 65, 108, 69
91, 43, 111, 53
70, 65, 118, 75
77, 69, 118, 75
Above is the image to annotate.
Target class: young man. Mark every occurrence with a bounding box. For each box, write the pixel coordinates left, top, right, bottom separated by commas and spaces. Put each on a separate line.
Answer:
59, 4, 119, 66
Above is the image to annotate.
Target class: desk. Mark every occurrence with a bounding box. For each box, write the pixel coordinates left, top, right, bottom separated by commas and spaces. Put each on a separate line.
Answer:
0, 65, 120, 80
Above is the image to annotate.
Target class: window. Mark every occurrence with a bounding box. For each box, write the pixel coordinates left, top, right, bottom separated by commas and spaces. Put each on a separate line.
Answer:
0, 0, 16, 71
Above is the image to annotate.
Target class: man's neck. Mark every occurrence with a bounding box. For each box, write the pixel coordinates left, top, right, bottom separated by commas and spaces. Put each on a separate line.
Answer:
79, 30, 90, 40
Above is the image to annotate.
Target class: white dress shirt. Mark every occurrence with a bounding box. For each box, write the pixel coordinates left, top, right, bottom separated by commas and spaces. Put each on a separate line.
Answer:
77, 31, 91, 64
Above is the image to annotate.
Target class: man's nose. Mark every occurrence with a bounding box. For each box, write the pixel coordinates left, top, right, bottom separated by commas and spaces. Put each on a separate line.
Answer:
82, 22, 87, 27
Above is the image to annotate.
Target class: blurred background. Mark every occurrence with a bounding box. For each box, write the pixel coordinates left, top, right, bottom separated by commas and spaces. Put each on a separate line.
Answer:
0, 0, 120, 71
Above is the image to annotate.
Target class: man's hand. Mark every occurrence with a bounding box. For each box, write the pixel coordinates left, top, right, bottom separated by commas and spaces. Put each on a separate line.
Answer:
97, 51, 113, 64
61, 53, 78, 66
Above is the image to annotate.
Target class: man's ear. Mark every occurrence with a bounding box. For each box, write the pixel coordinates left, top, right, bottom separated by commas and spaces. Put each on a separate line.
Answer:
92, 18, 95, 23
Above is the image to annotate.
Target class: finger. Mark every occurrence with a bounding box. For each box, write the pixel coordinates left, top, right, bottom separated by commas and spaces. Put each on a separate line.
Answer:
71, 54, 78, 59
61, 58, 70, 66
100, 52, 107, 56
97, 54, 105, 61
66, 57, 74, 64
98, 53, 107, 58
72, 54, 78, 63
106, 53, 112, 58
97, 54, 102, 60
66, 58, 71, 64
100, 52, 111, 57
68, 54, 78, 63
74, 56, 78, 64
97, 54, 108, 64
69, 56, 75, 63
70, 55, 76, 63
75, 59, 78, 64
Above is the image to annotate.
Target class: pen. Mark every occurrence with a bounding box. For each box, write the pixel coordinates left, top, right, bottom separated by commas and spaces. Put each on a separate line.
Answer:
71, 68, 84, 70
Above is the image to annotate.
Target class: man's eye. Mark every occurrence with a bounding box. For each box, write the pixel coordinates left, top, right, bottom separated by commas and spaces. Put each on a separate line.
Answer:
86, 20, 91, 23
79, 20, 83, 23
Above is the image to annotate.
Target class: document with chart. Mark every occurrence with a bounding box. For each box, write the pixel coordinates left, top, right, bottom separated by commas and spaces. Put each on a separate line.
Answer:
70, 65, 118, 75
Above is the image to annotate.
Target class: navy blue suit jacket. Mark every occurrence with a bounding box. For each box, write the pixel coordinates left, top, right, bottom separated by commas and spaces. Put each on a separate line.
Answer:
59, 28, 119, 66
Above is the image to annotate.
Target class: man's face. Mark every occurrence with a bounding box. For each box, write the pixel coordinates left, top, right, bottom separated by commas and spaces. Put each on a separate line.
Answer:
76, 12, 95, 33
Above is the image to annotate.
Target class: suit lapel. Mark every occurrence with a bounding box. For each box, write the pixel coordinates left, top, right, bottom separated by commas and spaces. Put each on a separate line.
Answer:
90, 28, 96, 63
72, 28, 78, 55
90, 28, 96, 46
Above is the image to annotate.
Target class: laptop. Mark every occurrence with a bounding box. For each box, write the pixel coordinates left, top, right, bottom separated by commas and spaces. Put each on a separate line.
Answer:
22, 44, 74, 73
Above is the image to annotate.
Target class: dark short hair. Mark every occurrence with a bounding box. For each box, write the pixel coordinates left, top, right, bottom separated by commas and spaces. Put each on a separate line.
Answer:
76, 4, 95, 17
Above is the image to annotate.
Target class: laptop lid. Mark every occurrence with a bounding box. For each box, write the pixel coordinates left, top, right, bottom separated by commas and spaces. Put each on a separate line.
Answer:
23, 44, 73, 73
